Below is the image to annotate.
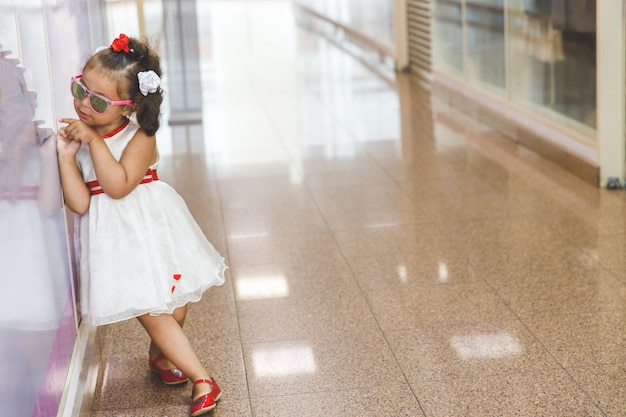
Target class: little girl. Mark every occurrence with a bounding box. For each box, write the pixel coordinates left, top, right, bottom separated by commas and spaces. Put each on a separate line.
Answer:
56, 33, 226, 416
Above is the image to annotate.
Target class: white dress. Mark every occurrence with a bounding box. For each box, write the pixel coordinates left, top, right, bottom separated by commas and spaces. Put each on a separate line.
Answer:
75, 121, 226, 326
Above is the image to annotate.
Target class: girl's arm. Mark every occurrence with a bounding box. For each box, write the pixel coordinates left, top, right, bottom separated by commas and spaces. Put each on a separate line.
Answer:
87, 129, 156, 199
57, 128, 90, 214
58, 118, 157, 200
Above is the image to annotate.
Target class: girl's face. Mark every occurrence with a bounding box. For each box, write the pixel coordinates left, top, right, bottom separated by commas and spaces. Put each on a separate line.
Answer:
73, 69, 132, 136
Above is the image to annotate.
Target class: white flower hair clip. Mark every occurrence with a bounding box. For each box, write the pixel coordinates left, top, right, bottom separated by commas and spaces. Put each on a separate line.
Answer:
137, 70, 161, 96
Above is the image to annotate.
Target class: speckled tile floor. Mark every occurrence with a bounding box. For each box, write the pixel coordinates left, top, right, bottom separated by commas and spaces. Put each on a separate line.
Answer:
78, 1, 626, 416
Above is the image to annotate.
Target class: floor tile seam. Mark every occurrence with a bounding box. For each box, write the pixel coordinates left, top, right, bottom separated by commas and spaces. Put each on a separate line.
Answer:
245, 382, 421, 401
379, 208, 511, 300
493, 301, 626, 318
227, 260, 356, 277
512, 305, 626, 323
510, 194, 626, 245
404, 371, 606, 416
85, 404, 188, 414
482, 256, 626, 285
442, 239, 576, 256
357, 280, 486, 293
563, 233, 626, 249
512, 197, 626, 216
295, 153, 431, 411
337, 250, 429, 416
484, 285, 610, 417
462, 245, 592, 274
322, 218, 437, 234
456, 251, 584, 374
362, 280, 509, 300
238, 326, 394, 346
417, 205, 539, 222
207, 151, 256, 413
563, 362, 626, 372
379, 313, 559, 334
399, 366, 569, 385
542, 362, 617, 417
380, 324, 575, 365
541, 220, 624, 249
431, 211, 565, 227
527, 199, 626, 213
377, 316, 551, 334
490, 275, 626, 291
234, 288, 368, 304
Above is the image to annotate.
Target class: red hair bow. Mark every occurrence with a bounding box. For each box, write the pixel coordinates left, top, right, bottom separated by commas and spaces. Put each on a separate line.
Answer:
110, 33, 130, 53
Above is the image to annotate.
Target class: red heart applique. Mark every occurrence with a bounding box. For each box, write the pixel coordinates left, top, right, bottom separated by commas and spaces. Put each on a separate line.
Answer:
171, 274, 182, 293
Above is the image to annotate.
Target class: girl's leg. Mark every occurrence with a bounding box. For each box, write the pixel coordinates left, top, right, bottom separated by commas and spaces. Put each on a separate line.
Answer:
147, 305, 187, 368
137, 312, 213, 399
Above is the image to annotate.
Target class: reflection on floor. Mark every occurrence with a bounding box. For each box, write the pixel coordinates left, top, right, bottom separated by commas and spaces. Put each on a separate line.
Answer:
79, 2, 625, 416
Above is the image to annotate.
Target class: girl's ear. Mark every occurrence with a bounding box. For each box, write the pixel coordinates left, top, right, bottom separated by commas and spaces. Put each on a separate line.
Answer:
122, 104, 135, 116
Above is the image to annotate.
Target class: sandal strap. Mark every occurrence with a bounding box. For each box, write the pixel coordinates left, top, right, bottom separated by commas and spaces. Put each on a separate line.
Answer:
150, 355, 167, 365
193, 378, 213, 386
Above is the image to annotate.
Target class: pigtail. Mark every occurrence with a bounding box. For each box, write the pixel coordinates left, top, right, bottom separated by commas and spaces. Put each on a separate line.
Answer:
127, 38, 163, 137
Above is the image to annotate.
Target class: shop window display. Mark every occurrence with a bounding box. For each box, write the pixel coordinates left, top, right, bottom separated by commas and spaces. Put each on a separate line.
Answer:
509, 0, 596, 134
433, 0, 464, 75
432, 0, 597, 138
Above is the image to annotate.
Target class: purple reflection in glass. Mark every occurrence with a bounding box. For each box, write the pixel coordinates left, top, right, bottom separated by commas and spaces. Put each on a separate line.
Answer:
0, 46, 75, 417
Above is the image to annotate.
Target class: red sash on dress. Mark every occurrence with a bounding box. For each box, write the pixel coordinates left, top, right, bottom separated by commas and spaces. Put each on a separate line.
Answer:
86, 169, 159, 196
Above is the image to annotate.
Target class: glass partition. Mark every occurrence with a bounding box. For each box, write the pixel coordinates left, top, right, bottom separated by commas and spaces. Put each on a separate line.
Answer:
0, 1, 90, 415
432, 0, 597, 140
433, 0, 464, 74
509, 0, 596, 136
465, 0, 505, 91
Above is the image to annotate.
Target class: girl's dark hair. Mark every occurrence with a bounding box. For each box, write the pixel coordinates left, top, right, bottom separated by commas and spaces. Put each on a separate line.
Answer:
84, 36, 163, 136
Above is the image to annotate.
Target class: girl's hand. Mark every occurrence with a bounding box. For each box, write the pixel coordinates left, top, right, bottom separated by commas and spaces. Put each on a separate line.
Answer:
58, 118, 99, 145
56, 127, 82, 159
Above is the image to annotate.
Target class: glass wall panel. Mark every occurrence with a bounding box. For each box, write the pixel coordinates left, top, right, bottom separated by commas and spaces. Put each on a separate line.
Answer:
0, 1, 90, 415
433, 0, 464, 74
509, 0, 596, 136
465, 0, 505, 90
432, 0, 597, 139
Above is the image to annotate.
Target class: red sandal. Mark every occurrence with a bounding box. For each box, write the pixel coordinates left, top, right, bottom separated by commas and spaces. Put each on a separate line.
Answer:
149, 355, 189, 385
189, 378, 222, 416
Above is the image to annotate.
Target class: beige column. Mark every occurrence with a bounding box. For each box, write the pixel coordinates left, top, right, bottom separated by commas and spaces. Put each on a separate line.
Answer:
394, 0, 410, 71
597, 0, 626, 186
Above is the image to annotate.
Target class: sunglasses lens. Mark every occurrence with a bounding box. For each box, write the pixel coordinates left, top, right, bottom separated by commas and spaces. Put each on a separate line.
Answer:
90, 95, 109, 113
71, 80, 86, 100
